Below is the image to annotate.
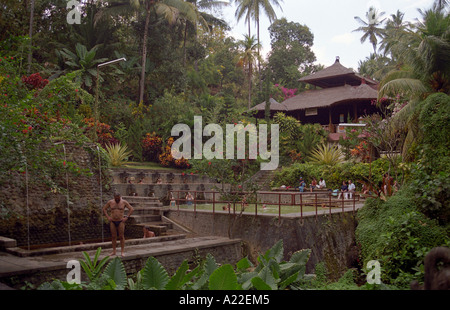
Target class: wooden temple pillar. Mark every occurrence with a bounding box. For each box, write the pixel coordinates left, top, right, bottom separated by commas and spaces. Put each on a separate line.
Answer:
328, 108, 335, 133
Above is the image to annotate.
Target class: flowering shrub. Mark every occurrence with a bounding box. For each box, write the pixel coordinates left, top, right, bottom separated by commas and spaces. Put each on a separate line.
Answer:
158, 137, 190, 169
0, 56, 87, 188
350, 140, 370, 162
82, 118, 118, 147
174, 158, 190, 169
339, 127, 363, 160
21, 73, 49, 90
274, 84, 298, 101
288, 149, 302, 162
142, 132, 163, 162
159, 137, 174, 167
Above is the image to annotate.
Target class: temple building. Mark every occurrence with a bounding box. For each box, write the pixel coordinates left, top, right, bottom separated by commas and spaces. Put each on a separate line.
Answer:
250, 57, 380, 141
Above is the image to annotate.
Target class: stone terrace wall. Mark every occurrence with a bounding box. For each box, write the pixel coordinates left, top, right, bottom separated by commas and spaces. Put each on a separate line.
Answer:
167, 210, 358, 280
0, 142, 118, 247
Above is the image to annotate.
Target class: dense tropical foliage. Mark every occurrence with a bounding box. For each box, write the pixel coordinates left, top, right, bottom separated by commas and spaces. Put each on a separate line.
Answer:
0, 0, 449, 290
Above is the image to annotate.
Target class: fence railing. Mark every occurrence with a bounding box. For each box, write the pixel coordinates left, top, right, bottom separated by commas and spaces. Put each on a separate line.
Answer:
169, 190, 362, 222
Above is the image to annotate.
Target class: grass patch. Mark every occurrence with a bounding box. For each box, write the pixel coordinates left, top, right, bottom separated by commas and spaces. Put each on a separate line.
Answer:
173, 203, 336, 215
118, 161, 182, 171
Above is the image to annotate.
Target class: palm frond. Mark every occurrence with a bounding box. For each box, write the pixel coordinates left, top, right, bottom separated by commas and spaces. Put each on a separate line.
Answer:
379, 77, 428, 99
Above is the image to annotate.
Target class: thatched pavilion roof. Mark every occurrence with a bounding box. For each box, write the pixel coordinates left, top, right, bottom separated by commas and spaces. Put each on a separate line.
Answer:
249, 97, 288, 112
282, 83, 378, 111
250, 84, 378, 112
299, 57, 378, 88
250, 57, 379, 114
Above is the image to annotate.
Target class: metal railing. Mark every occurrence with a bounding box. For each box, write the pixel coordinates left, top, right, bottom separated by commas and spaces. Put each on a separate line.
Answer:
169, 190, 362, 222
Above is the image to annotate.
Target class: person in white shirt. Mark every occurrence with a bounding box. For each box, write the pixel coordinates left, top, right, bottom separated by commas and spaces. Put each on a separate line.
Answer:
348, 180, 356, 198
318, 178, 326, 189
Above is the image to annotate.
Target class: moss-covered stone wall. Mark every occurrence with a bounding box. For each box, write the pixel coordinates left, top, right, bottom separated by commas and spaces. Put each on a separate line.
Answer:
0, 142, 118, 246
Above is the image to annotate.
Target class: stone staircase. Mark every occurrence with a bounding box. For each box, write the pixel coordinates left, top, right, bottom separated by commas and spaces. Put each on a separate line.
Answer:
123, 196, 181, 237
245, 168, 280, 190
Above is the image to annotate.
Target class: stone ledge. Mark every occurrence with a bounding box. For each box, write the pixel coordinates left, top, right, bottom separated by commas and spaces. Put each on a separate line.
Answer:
0, 236, 17, 250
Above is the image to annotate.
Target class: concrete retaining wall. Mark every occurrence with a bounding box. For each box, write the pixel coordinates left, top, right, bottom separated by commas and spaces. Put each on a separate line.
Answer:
167, 209, 358, 280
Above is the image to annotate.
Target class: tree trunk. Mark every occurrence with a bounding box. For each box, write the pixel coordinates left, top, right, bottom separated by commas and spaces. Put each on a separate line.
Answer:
183, 23, 188, 67
27, 0, 35, 74
139, 6, 151, 104
257, 17, 262, 92
248, 62, 252, 109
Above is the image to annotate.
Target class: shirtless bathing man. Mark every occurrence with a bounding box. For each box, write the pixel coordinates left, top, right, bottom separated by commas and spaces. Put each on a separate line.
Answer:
102, 192, 134, 257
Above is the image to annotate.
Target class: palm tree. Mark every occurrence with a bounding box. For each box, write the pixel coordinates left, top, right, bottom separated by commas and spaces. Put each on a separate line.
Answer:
378, 8, 450, 159
234, 0, 283, 87
96, 0, 192, 104
182, 0, 229, 66
27, 0, 35, 74
234, 0, 254, 37
433, 0, 449, 11
353, 6, 387, 55
379, 10, 408, 61
238, 34, 260, 109
378, 8, 450, 99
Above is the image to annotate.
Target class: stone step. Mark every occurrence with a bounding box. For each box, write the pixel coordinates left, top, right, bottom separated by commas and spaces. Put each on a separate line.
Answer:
0, 236, 243, 286
131, 214, 162, 224
5, 234, 187, 257
129, 202, 164, 209
122, 196, 161, 202
136, 223, 168, 236
131, 206, 166, 215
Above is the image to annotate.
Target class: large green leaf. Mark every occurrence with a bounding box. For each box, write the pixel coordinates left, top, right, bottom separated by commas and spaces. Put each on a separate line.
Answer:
251, 276, 272, 290
279, 271, 300, 290
257, 240, 284, 268
102, 257, 127, 289
208, 264, 240, 290
238, 271, 258, 290
191, 254, 218, 290
165, 260, 189, 290
141, 257, 170, 290
236, 257, 253, 271
256, 266, 277, 290
289, 249, 311, 266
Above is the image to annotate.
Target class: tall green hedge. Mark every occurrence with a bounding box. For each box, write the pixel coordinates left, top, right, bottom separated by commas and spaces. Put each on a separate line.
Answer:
271, 158, 390, 190
355, 186, 449, 288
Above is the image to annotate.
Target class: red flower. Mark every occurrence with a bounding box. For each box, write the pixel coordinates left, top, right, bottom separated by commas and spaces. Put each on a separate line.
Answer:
208, 162, 211, 165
